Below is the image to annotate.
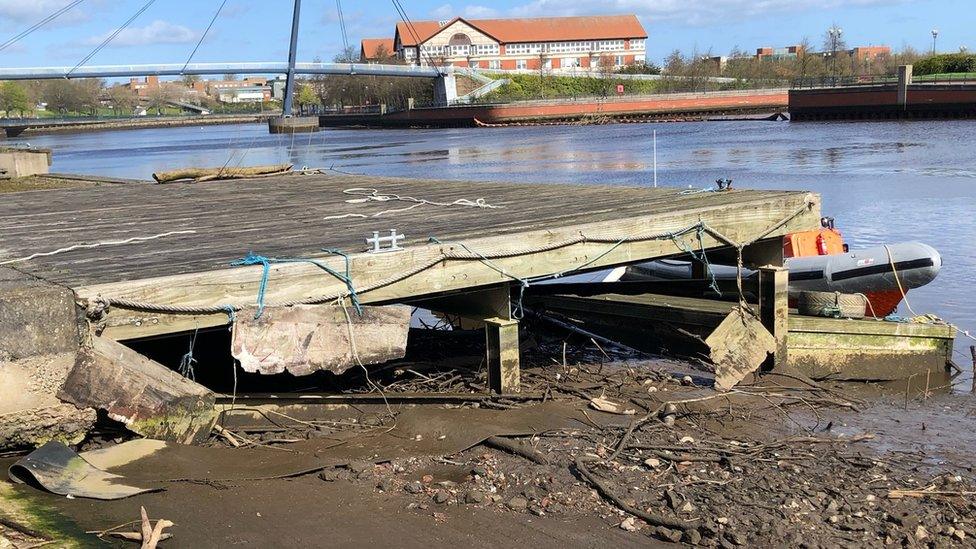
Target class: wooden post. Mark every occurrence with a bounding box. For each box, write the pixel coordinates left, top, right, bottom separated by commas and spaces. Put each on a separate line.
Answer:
486, 317, 520, 394
970, 345, 975, 394
417, 285, 520, 394
757, 266, 789, 370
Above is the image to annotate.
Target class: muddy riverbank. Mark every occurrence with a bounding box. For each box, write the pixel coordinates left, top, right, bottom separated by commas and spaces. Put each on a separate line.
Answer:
2, 331, 973, 548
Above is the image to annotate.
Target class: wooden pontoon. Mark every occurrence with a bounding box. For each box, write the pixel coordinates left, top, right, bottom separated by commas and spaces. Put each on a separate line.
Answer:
531, 291, 955, 381
1, 171, 819, 446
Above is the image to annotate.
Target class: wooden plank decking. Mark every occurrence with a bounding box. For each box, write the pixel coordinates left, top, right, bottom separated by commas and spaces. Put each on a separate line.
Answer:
0, 172, 820, 339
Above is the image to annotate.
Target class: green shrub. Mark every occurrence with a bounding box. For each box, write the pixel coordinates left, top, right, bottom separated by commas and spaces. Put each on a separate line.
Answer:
914, 53, 976, 75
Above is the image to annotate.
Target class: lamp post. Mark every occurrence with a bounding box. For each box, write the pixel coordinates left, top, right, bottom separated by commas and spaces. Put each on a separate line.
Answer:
931, 29, 939, 54
828, 26, 843, 79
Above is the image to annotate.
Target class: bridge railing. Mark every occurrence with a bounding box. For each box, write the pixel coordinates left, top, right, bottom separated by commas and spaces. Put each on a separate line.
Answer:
791, 73, 976, 89
0, 62, 445, 80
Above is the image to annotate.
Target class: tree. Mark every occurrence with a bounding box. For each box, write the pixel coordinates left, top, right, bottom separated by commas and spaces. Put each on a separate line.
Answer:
296, 83, 320, 114
181, 74, 201, 87
372, 44, 395, 63
333, 46, 359, 63
107, 85, 138, 115
597, 53, 617, 95
43, 80, 85, 114
0, 81, 30, 117
146, 86, 174, 115
75, 79, 104, 115
222, 73, 239, 81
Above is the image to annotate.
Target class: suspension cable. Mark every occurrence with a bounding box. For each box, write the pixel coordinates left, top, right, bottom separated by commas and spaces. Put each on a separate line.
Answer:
181, 0, 228, 73
390, 0, 437, 68
0, 0, 85, 53
334, 0, 350, 55
67, 0, 158, 77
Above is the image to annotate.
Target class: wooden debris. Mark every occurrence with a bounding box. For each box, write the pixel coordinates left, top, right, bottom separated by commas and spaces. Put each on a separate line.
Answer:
706, 306, 776, 391
589, 395, 636, 415
59, 336, 216, 443
484, 436, 550, 465
231, 304, 411, 376
152, 164, 292, 183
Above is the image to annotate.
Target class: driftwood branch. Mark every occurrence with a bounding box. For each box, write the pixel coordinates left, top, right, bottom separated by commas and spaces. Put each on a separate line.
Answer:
484, 436, 550, 465
574, 457, 690, 532
152, 164, 293, 183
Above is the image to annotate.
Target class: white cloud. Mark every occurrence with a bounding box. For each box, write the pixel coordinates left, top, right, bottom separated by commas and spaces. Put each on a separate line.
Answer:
462, 5, 500, 18
505, 0, 913, 26
430, 4, 455, 19
0, 0, 89, 27
82, 19, 199, 47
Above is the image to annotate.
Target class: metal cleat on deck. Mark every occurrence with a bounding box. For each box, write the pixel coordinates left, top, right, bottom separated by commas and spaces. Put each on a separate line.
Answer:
367, 229, 404, 253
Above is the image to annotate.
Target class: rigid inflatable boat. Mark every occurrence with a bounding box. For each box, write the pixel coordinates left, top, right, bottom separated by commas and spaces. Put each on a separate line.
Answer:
616, 219, 941, 318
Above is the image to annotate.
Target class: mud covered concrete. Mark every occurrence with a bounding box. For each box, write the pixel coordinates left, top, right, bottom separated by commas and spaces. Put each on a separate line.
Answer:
0, 268, 95, 448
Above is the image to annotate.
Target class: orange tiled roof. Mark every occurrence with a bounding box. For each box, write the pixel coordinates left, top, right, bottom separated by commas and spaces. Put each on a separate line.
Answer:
360, 38, 395, 59
396, 15, 646, 47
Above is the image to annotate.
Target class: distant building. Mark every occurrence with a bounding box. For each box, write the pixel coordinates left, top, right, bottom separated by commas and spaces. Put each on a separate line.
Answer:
704, 56, 728, 73
217, 87, 272, 103
360, 38, 395, 62
850, 45, 891, 63
387, 14, 647, 72
756, 45, 805, 60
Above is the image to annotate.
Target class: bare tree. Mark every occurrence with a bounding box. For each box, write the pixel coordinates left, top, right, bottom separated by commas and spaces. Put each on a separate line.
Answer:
333, 46, 359, 63
107, 85, 138, 115
146, 86, 175, 115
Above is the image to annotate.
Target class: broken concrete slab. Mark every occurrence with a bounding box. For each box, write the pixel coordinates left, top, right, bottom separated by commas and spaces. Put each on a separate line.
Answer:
0, 268, 95, 449
0, 353, 96, 448
0, 267, 81, 361
231, 304, 411, 376
706, 306, 776, 392
59, 337, 216, 444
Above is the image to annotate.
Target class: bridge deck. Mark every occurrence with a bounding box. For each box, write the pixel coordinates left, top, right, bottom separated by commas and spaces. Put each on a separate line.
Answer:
0, 172, 819, 339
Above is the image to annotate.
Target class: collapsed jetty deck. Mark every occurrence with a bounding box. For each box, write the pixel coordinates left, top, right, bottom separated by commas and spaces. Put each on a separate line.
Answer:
1, 172, 819, 341
1, 171, 824, 445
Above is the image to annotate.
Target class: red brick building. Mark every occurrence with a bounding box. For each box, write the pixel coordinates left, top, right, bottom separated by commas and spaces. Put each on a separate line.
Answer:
362, 15, 647, 72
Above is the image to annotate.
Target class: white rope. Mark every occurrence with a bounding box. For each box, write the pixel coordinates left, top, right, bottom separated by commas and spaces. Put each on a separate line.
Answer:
0, 230, 197, 265
324, 187, 503, 220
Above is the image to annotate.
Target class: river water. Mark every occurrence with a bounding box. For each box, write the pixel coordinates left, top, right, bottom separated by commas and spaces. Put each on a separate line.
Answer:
12, 120, 976, 368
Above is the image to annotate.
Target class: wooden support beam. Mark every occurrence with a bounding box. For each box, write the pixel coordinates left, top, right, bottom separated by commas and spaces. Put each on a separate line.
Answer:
420, 285, 520, 394
414, 285, 513, 321
757, 266, 789, 370
486, 317, 520, 394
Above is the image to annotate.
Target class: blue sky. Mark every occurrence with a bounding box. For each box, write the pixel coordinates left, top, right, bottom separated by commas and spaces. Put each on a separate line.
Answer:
0, 0, 970, 68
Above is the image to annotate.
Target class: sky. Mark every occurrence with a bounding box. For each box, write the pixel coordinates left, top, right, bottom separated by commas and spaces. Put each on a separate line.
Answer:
0, 0, 971, 69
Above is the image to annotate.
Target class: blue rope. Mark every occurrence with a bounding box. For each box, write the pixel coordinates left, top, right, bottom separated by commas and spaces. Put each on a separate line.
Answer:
230, 251, 363, 319
668, 224, 722, 295
321, 247, 363, 314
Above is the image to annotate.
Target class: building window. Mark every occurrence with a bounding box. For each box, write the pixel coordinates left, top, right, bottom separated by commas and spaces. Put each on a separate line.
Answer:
488, 60, 500, 70
629, 39, 646, 50
615, 55, 624, 66
516, 59, 527, 70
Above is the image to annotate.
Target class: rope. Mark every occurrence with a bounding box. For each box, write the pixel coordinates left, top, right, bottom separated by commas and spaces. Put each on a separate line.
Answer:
87, 202, 815, 320
229, 251, 363, 319
881, 245, 976, 344
667, 223, 722, 295
178, 328, 199, 380
0, 230, 196, 266
323, 187, 502, 220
